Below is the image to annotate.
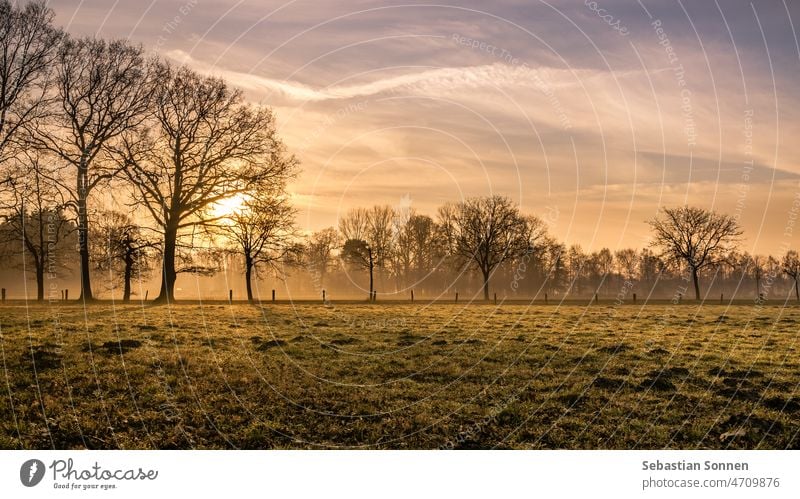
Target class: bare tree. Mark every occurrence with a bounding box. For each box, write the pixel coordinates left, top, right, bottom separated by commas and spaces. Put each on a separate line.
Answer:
393, 212, 436, 289
615, 249, 638, 283
29, 37, 160, 301
782, 250, 800, 301
305, 227, 340, 288
92, 211, 158, 302
341, 238, 374, 301
438, 196, 538, 301
220, 195, 296, 302
0, 153, 73, 301
338, 207, 369, 241
120, 65, 297, 303
648, 206, 742, 300
0, 0, 61, 165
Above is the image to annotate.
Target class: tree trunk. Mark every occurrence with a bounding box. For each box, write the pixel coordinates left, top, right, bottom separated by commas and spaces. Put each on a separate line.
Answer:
368, 247, 374, 302
482, 269, 490, 301
36, 262, 44, 302
245, 255, 254, 303
795, 278, 799, 302
692, 267, 701, 301
156, 223, 178, 303
123, 251, 133, 303
76, 165, 93, 301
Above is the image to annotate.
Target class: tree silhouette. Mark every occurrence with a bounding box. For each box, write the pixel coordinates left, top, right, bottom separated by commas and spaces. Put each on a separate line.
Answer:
648, 206, 742, 300
29, 37, 160, 301
221, 195, 296, 302
341, 238, 374, 301
438, 196, 543, 301
782, 250, 800, 301
119, 65, 296, 303
0, 153, 72, 301
92, 211, 158, 302
305, 227, 340, 288
0, 0, 61, 165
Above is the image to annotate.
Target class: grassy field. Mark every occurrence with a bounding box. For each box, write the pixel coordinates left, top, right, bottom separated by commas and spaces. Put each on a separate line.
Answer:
0, 302, 798, 449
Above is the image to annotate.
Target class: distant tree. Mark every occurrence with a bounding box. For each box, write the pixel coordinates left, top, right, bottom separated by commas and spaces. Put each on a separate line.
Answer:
782, 250, 800, 301
305, 227, 341, 288
438, 196, 540, 301
615, 248, 638, 285
119, 65, 297, 303
393, 212, 437, 289
29, 37, 161, 301
0, 153, 72, 301
339, 205, 394, 291
341, 238, 374, 301
648, 206, 742, 300
566, 244, 587, 294
590, 248, 614, 296
92, 211, 158, 302
0, 0, 61, 165
220, 195, 296, 302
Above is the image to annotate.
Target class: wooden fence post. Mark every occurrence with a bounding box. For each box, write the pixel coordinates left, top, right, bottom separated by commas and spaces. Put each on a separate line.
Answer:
1, 288, 5, 302
455, 292, 458, 303
494, 293, 497, 305
545, 293, 548, 304
65, 289, 68, 301
229, 289, 233, 302
272, 290, 276, 302
322, 290, 326, 302
411, 289, 414, 302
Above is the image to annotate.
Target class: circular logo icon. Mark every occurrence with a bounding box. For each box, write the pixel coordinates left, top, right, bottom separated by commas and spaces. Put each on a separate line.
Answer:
20, 459, 45, 487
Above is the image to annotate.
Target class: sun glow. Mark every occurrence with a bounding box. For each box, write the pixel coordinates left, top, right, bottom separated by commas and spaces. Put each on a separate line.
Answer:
212, 193, 247, 218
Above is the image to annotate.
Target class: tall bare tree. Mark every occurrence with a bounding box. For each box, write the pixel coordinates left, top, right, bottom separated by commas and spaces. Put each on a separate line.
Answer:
120, 65, 297, 302
438, 196, 542, 301
29, 37, 160, 301
221, 195, 296, 302
648, 206, 742, 300
0, 0, 60, 165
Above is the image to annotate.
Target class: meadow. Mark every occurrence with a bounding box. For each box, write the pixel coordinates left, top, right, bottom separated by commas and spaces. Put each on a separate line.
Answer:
0, 301, 798, 449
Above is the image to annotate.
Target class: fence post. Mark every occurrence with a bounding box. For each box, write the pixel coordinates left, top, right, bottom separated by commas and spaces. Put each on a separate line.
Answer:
594, 293, 598, 304
455, 291, 458, 303
272, 290, 275, 302
494, 293, 497, 305
545, 293, 548, 304
720, 293, 723, 303
1, 288, 4, 302
633, 293, 636, 304
145, 290, 149, 301
65, 289, 68, 301
229, 289, 233, 303
372, 290, 377, 302
322, 289, 326, 302
411, 289, 414, 302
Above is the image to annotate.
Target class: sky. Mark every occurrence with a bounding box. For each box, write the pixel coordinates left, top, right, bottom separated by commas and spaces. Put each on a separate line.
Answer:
45, 0, 800, 254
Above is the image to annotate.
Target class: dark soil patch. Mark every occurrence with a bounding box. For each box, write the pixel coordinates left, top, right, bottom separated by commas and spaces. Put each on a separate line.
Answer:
638, 377, 677, 392
137, 325, 158, 331
762, 396, 800, 413
597, 343, 630, 354
101, 339, 142, 354
26, 347, 62, 370
591, 377, 627, 390
256, 339, 287, 351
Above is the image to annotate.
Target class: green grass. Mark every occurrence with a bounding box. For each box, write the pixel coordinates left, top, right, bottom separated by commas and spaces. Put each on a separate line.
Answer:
0, 302, 798, 449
